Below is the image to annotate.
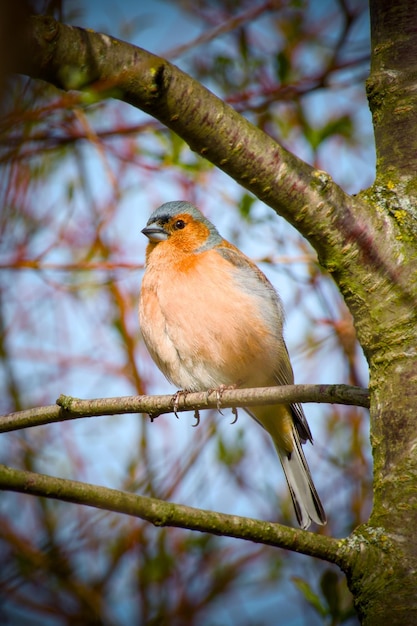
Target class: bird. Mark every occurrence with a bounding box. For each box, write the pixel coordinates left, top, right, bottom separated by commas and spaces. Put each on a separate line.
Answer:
139, 200, 326, 529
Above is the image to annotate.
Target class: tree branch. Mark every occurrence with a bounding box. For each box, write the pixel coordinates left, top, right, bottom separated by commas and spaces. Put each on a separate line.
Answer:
12, 17, 359, 251
13, 15, 412, 357
0, 463, 349, 568
0, 384, 369, 433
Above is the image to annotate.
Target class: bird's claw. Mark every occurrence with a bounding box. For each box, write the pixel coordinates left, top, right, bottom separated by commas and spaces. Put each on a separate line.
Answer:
171, 389, 188, 418
207, 384, 237, 415
192, 410, 201, 427
231, 407, 239, 424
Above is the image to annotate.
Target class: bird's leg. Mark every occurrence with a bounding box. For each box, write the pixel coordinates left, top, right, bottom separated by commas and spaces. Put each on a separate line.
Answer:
171, 389, 189, 418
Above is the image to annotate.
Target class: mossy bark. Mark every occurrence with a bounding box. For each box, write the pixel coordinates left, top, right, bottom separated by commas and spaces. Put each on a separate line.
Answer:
344, 1, 417, 622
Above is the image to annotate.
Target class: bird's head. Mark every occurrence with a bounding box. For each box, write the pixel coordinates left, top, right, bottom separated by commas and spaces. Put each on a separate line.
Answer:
141, 201, 222, 254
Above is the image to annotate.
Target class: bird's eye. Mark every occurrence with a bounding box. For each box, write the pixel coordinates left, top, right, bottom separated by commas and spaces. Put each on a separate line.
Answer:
174, 219, 186, 230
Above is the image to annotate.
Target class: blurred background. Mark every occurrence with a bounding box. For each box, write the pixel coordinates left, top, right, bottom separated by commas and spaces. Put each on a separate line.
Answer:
0, 1, 373, 624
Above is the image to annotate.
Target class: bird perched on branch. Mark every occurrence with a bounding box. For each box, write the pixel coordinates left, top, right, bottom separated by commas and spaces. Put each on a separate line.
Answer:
139, 200, 326, 529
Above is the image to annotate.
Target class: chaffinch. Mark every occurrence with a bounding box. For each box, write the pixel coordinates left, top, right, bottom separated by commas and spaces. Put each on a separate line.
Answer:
139, 200, 326, 529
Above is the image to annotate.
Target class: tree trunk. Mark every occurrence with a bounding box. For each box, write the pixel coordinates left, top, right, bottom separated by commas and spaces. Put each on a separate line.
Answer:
344, 1, 417, 623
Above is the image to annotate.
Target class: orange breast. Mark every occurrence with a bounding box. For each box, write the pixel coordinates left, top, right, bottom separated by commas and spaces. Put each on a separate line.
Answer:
139, 244, 284, 391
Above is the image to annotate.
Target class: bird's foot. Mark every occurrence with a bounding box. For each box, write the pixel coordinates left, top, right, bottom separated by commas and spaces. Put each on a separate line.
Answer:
171, 390, 201, 427
171, 389, 189, 418
207, 384, 237, 415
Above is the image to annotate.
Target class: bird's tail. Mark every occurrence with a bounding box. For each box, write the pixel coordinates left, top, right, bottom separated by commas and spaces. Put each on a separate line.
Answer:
275, 425, 326, 530
246, 405, 326, 529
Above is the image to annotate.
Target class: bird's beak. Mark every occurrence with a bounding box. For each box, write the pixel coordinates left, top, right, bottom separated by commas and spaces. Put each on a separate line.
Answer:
141, 225, 169, 242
